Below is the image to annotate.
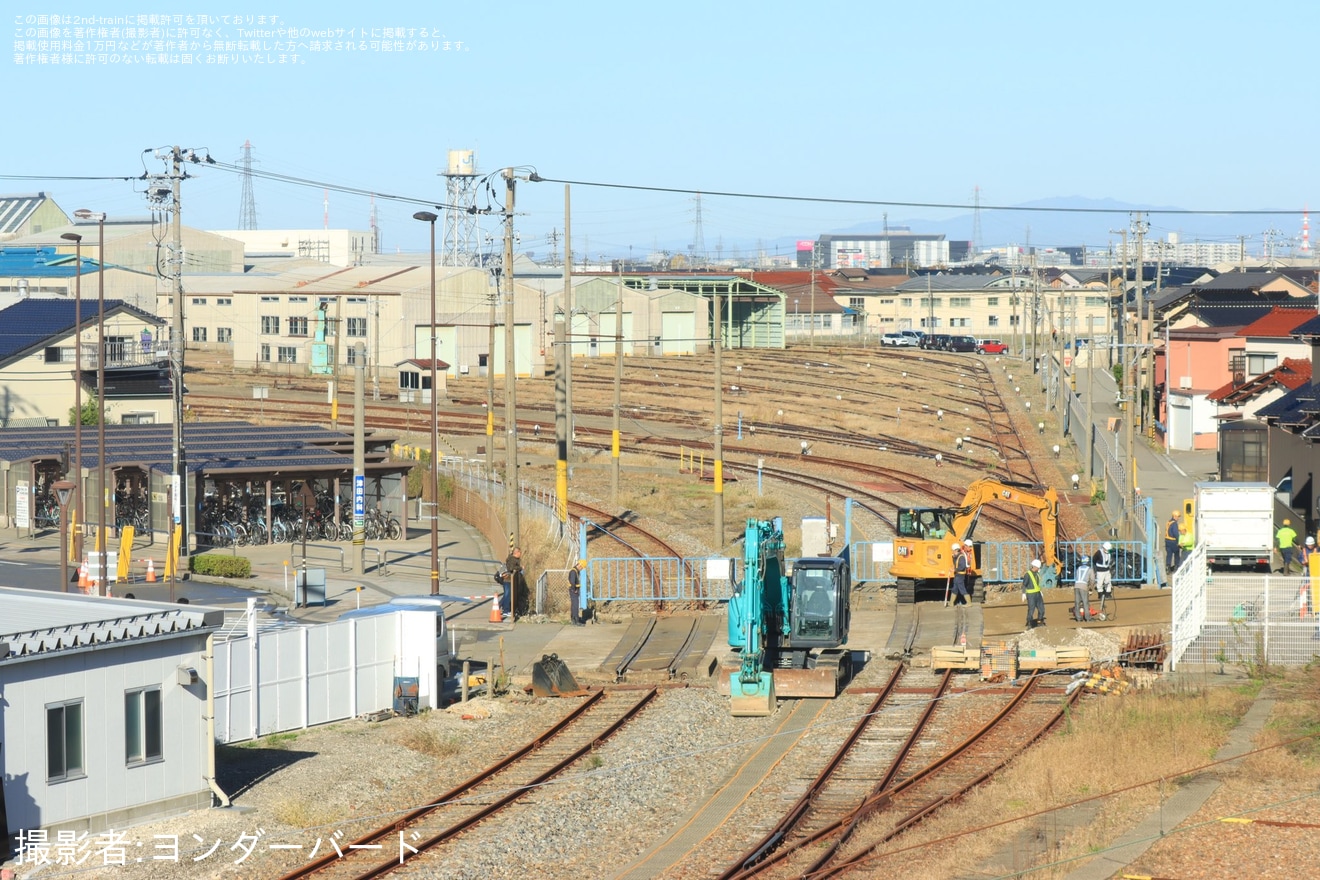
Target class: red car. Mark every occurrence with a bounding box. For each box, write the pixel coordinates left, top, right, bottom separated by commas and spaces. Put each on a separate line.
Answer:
977, 339, 1008, 354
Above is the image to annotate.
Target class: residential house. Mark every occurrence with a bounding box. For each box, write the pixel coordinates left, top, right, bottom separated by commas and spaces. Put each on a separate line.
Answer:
0, 299, 169, 429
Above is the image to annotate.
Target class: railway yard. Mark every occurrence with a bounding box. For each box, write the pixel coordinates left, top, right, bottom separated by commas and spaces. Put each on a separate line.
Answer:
53, 345, 1320, 879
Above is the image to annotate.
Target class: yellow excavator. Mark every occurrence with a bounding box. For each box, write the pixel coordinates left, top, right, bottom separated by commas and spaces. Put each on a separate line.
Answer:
891, 478, 1060, 603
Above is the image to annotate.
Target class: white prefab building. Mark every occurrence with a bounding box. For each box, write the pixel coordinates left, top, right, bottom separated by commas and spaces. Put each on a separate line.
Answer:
0, 588, 224, 835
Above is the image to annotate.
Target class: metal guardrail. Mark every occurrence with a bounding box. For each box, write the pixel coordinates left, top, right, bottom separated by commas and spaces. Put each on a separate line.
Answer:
364, 546, 385, 574
585, 557, 730, 603
293, 543, 347, 573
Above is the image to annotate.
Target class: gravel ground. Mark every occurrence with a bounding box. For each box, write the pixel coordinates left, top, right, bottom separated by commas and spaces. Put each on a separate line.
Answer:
15, 688, 787, 880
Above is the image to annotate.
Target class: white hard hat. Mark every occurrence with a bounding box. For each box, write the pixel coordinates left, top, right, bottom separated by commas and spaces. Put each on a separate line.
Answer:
951, 542, 960, 550
1030, 559, 1042, 569
1308, 537, 1316, 546
963, 539, 973, 546
1102, 541, 1112, 551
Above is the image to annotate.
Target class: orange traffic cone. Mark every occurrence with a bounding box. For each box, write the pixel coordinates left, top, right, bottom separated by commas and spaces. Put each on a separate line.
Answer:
78, 563, 88, 591
489, 595, 503, 623
145, 559, 157, 583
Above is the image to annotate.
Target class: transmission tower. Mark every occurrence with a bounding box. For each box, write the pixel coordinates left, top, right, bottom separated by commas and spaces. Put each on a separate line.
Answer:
238, 140, 258, 230
442, 149, 481, 265
690, 193, 706, 267
971, 185, 982, 258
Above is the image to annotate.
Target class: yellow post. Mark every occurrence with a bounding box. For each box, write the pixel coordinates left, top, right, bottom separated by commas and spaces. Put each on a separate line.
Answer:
67, 510, 78, 563
164, 526, 182, 579
117, 527, 135, 581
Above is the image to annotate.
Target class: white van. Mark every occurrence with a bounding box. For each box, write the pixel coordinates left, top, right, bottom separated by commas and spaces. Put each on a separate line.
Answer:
338, 596, 455, 678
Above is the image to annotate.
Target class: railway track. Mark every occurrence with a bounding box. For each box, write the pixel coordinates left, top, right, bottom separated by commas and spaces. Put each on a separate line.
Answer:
274, 688, 656, 880
718, 675, 1078, 880
717, 665, 952, 880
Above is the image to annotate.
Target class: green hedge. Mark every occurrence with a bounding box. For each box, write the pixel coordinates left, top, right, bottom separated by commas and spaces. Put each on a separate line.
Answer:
189, 554, 252, 578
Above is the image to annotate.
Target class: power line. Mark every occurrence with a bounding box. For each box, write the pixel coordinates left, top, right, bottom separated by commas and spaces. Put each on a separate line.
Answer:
529, 174, 1307, 217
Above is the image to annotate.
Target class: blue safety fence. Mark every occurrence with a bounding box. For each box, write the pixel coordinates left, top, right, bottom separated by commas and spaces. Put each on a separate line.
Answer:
850, 539, 1151, 586
585, 556, 734, 603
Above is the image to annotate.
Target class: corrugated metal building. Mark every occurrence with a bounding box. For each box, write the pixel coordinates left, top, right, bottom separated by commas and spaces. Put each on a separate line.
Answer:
0, 588, 224, 835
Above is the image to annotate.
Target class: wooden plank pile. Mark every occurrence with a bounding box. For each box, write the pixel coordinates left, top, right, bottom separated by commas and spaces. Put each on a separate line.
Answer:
1018, 646, 1091, 670
931, 645, 981, 671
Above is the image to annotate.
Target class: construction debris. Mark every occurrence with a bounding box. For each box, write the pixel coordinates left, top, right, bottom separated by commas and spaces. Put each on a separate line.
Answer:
1120, 629, 1169, 668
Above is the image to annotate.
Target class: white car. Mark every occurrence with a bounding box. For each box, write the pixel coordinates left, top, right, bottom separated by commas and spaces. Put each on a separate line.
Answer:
881, 332, 916, 346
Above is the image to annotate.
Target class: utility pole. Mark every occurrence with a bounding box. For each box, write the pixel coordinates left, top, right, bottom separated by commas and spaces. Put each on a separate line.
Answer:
486, 280, 495, 476
502, 168, 520, 550
612, 268, 624, 504
809, 243, 818, 346
166, 148, 191, 558
353, 342, 366, 576
563, 185, 574, 459
554, 313, 568, 522
713, 292, 724, 549
1133, 213, 1148, 437
1150, 241, 1164, 440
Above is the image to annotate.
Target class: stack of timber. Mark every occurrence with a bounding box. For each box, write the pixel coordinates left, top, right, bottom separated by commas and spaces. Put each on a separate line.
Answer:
931, 645, 981, 671
1018, 646, 1091, 670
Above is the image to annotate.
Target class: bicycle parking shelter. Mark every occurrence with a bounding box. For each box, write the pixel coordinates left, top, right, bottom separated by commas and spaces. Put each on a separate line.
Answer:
0, 421, 411, 548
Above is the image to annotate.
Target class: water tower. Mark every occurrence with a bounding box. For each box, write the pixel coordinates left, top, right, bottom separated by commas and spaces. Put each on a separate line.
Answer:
442, 149, 480, 266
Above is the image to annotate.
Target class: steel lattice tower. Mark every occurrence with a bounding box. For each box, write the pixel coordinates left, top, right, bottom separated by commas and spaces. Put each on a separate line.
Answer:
690, 192, 706, 267
442, 149, 480, 266
238, 140, 258, 230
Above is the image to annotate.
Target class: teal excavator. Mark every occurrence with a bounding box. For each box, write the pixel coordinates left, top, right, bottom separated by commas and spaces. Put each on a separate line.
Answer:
727, 517, 853, 717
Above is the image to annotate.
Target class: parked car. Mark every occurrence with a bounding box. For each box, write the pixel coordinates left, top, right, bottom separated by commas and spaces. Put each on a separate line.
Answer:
881, 332, 916, 347
900, 329, 925, 345
977, 339, 1008, 354
924, 334, 952, 350
948, 335, 977, 352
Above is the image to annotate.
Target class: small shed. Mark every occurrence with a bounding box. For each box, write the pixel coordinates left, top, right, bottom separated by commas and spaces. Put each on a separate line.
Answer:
396, 358, 450, 403
0, 588, 224, 835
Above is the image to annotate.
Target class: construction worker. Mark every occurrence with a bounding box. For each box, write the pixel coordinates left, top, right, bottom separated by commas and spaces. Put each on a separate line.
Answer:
1091, 541, 1114, 604
1165, 511, 1183, 573
1022, 559, 1046, 629
950, 541, 970, 606
1277, 519, 1299, 574
1073, 556, 1093, 622
568, 559, 586, 626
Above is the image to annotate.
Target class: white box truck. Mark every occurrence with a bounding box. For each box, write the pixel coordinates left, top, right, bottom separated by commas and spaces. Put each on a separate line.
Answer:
1192, 482, 1274, 571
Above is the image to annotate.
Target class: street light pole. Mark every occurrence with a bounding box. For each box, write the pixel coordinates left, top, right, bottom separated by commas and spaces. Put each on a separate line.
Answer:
53, 480, 74, 591
59, 232, 84, 565
74, 209, 107, 595
413, 210, 441, 596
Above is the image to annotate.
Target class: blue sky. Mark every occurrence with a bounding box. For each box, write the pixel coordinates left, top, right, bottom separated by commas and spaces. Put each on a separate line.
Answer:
6, 1, 1316, 259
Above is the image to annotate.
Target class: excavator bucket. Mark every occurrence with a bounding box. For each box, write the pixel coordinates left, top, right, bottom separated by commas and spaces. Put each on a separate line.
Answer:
729, 671, 776, 717
531, 653, 582, 697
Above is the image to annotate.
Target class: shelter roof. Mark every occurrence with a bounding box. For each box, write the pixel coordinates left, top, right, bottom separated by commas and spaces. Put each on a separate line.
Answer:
397, 358, 451, 370
0, 587, 222, 664
0, 421, 405, 478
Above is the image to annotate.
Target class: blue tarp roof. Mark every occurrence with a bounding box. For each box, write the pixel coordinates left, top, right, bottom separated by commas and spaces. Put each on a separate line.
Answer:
0, 246, 101, 277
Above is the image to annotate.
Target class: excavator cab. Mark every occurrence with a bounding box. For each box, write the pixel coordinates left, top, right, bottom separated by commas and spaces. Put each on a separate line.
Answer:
789, 558, 850, 647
